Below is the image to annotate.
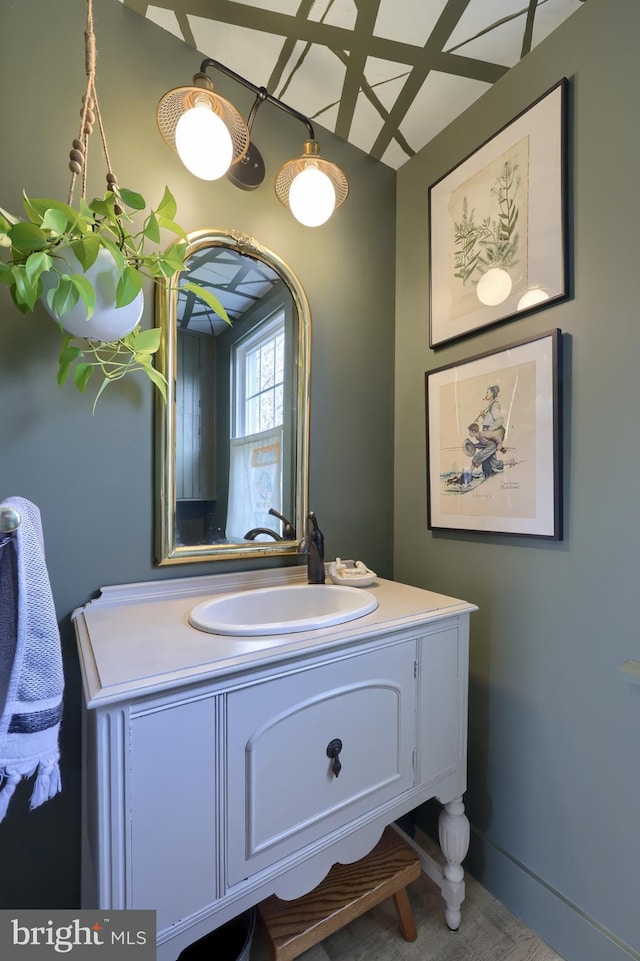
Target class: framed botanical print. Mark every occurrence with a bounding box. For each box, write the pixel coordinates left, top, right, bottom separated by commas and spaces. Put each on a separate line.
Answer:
425, 329, 562, 539
429, 79, 568, 347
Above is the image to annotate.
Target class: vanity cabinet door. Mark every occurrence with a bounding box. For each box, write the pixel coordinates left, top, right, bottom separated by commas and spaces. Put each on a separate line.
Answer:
226, 640, 416, 886
417, 624, 467, 790
129, 695, 218, 932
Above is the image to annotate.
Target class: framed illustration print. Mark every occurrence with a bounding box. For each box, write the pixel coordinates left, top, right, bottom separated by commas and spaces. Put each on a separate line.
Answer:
429, 79, 568, 347
425, 329, 562, 539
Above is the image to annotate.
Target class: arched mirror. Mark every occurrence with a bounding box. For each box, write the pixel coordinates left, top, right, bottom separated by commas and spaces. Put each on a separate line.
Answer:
155, 228, 310, 564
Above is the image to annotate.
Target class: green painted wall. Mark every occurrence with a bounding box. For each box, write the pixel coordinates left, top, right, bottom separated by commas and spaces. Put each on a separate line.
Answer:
0, 0, 395, 907
395, 1, 639, 959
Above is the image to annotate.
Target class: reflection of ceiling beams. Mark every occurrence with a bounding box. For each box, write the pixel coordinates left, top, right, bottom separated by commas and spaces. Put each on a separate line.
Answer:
178, 250, 281, 335
123, 1, 585, 169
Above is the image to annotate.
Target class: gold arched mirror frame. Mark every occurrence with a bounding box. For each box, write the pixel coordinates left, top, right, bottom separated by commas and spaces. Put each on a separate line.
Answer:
155, 228, 310, 564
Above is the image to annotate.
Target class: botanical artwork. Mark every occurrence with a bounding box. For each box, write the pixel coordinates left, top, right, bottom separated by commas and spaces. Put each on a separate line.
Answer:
426, 330, 561, 538
449, 138, 529, 321
437, 362, 536, 519
429, 80, 568, 347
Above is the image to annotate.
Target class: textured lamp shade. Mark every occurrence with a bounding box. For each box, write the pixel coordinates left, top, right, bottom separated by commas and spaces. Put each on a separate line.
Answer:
157, 81, 250, 174
275, 141, 348, 227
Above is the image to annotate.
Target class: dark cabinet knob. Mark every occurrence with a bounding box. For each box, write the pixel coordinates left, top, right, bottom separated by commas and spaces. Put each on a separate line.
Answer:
326, 738, 343, 778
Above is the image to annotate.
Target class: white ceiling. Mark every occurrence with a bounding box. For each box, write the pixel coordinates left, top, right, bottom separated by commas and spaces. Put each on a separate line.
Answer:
121, 0, 586, 169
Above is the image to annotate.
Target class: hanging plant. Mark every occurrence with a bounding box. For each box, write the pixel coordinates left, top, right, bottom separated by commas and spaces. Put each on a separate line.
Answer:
0, 185, 225, 407
0, 0, 228, 410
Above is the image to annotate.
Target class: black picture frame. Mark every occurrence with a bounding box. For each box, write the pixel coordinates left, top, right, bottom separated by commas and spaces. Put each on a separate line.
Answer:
429, 79, 568, 348
426, 329, 562, 539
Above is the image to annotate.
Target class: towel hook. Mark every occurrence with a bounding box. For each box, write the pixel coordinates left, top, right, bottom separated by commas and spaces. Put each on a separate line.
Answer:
0, 507, 21, 533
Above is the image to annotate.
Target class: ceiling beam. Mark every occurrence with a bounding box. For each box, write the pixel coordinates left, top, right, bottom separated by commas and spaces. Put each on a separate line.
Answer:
334, 0, 382, 141
126, 0, 506, 73
369, 0, 476, 161
520, 0, 540, 58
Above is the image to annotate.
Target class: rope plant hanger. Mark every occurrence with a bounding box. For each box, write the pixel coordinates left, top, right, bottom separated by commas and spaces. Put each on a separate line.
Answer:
67, 0, 122, 210
47, 0, 167, 409
0, 0, 227, 409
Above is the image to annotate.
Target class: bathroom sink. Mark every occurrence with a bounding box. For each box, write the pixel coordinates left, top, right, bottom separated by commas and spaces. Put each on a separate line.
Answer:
189, 583, 379, 636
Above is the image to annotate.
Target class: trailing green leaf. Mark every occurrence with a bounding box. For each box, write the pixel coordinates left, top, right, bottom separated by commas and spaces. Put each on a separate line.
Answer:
118, 187, 146, 211
88, 196, 110, 219
183, 281, 230, 324
132, 327, 162, 352
25, 250, 52, 287
1, 184, 230, 410
0, 207, 18, 228
69, 273, 97, 320
57, 340, 84, 385
143, 363, 168, 402
70, 235, 101, 271
116, 264, 143, 307
156, 216, 188, 241
41, 208, 69, 235
143, 211, 161, 244
13, 265, 40, 310
98, 234, 126, 273
155, 186, 177, 221
9, 221, 47, 252
73, 362, 94, 392
51, 276, 80, 318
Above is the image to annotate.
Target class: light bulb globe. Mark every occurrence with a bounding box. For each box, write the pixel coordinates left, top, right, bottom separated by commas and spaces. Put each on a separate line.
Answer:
175, 102, 233, 181
517, 287, 550, 310
288, 166, 336, 227
476, 267, 512, 306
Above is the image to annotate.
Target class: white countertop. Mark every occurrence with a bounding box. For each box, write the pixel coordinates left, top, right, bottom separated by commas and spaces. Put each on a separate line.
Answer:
73, 566, 476, 707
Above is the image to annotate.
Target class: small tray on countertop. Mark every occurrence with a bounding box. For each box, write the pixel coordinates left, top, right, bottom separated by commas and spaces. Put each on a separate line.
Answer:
328, 558, 377, 587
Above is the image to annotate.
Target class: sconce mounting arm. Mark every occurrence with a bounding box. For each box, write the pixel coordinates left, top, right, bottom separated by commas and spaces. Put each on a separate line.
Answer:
197, 58, 316, 140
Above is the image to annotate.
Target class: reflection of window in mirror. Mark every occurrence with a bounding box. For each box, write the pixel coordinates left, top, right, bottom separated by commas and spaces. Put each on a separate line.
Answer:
227, 312, 285, 541
234, 312, 285, 436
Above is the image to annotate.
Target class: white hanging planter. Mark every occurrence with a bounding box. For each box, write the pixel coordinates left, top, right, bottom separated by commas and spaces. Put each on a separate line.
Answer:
40, 247, 144, 341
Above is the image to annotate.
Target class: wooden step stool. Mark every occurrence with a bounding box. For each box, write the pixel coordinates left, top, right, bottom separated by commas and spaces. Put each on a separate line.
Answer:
258, 827, 421, 961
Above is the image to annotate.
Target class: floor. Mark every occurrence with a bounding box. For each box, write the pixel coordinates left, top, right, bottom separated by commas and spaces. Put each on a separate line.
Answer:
252, 831, 566, 961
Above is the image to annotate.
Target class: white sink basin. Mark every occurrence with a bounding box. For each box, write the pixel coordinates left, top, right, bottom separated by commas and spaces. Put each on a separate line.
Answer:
189, 583, 379, 636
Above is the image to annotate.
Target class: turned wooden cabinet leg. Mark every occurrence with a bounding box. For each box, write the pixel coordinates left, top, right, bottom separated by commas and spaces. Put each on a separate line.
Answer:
438, 796, 470, 931
392, 888, 418, 942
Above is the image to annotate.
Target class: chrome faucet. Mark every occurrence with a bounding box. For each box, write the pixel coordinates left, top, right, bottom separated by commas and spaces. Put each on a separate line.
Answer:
298, 511, 325, 584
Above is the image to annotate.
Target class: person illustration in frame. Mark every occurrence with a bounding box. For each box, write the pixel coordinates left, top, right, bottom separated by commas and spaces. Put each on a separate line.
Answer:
478, 385, 505, 442
466, 422, 507, 479
443, 382, 516, 492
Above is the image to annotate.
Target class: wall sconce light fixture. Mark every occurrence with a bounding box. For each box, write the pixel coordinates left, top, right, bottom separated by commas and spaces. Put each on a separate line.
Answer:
157, 59, 348, 227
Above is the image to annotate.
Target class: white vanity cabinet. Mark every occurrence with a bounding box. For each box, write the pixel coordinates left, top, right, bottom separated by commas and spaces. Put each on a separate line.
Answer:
129, 694, 219, 928
226, 639, 417, 886
73, 568, 476, 961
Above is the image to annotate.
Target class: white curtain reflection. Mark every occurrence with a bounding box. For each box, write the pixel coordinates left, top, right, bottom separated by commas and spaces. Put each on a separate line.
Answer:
226, 426, 283, 540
